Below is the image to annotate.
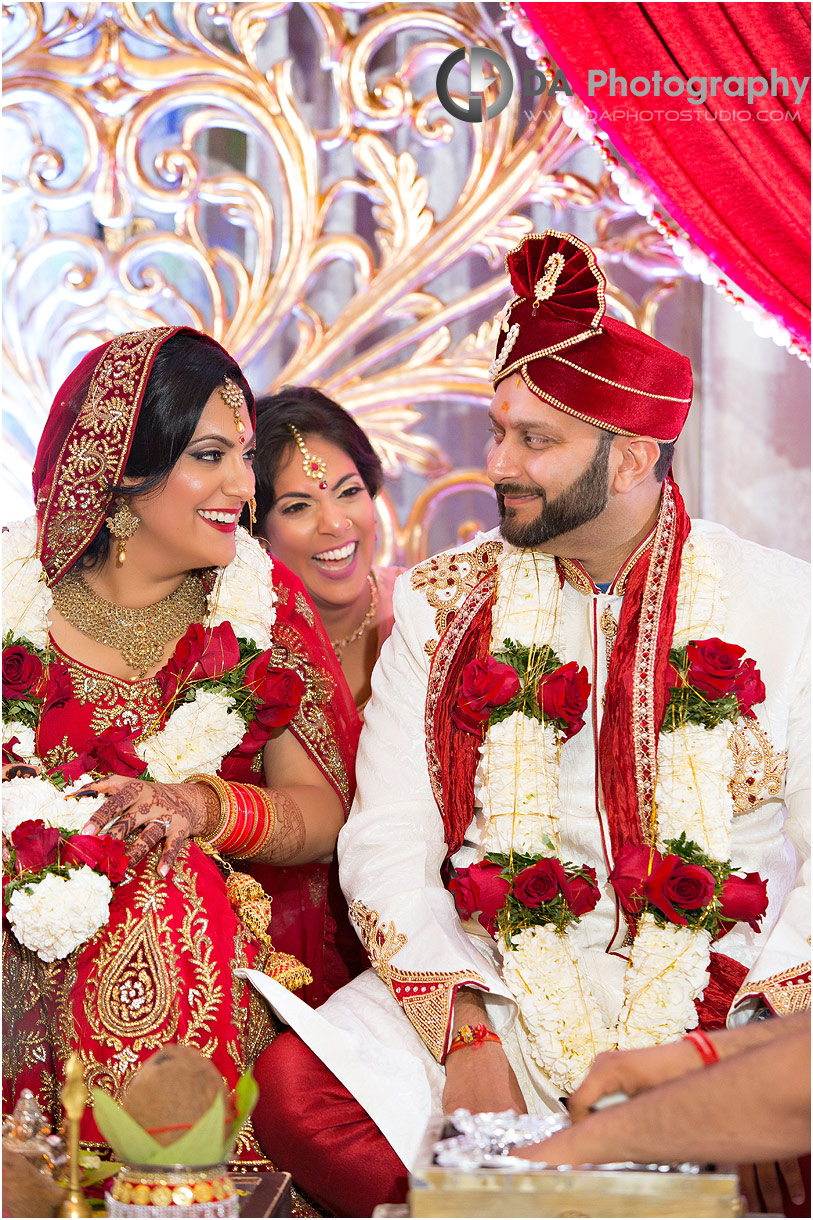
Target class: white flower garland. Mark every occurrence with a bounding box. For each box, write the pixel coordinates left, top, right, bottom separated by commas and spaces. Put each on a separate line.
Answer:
478, 536, 741, 1091
2, 518, 277, 783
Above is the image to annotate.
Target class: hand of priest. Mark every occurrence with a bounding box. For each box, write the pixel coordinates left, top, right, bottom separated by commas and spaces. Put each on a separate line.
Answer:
78, 774, 209, 877
442, 1039, 527, 1117
566, 1039, 702, 1123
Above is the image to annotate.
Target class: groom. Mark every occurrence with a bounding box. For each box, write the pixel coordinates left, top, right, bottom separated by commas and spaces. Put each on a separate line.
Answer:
248, 231, 810, 1217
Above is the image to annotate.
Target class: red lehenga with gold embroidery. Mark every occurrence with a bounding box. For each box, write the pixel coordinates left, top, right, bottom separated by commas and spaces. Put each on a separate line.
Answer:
2, 558, 363, 1148
2, 326, 365, 1152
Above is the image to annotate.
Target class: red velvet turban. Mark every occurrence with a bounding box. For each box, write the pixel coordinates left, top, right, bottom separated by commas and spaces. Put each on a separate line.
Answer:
490, 231, 693, 442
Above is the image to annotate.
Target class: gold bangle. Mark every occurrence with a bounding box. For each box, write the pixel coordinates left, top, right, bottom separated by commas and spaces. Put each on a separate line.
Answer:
230, 787, 277, 860
184, 774, 235, 847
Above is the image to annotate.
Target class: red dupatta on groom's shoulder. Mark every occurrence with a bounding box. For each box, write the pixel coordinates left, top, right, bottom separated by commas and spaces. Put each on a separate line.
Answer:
429, 477, 691, 860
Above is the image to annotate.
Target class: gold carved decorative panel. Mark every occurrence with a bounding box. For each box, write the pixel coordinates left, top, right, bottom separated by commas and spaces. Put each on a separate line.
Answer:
2, 1, 690, 560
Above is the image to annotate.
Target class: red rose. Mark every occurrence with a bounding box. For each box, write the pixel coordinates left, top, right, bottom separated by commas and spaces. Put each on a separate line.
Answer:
62, 833, 129, 883
231, 665, 306, 757
159, 623, 241, 703
449, 862, 510, 937
561, 866, 601, 917
452, 657, 520, 735
2, 646, 43, 701
34, 661, 73, 713
662, 862, 715, 911
538, 662, 591, 741
640, 853, 686, 924
513, 857, 567, 907
732, 657, 766, 716
609, 844, 659, 916
3, 738, 27, 765
75, 725, 144, 778
685, 637, 746, 700
717, 871, 769, 934
10, 820, 60, 873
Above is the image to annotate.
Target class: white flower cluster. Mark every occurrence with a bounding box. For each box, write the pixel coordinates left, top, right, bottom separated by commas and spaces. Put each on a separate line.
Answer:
479, 716, 561, 855
2, 720, 38, 764
617, 914, 711, 1049
2, 516, 53, 651
2, 775, 105, 837
672, 535, 725, 647
136, 688, 245, 782
6, 866, 112, 961
492, 549, 562, 650
655, 723, 733, 858
207, 527, 276, 649
502, 926, 614, 1092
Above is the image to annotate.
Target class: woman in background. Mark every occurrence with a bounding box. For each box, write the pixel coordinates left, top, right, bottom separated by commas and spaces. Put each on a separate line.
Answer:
248, 387, 403, 711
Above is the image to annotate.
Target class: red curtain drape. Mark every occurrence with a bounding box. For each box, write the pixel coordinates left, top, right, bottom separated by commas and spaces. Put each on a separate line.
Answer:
520, 3, 811, 348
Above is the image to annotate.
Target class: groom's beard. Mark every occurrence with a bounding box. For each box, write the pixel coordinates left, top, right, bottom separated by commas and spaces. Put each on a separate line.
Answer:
495, 436, 612, 547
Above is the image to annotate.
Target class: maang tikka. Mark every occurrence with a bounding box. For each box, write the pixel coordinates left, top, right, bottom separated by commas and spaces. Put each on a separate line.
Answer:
288, 424, 328, 489
219, 377, 247, 436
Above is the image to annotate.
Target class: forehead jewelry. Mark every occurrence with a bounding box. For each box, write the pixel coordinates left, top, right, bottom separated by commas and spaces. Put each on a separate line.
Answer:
288, 424, 328, 489
219, 378, 246, 436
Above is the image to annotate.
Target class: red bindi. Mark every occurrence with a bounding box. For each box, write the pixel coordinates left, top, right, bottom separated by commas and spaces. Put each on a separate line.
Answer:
318, 480, 328, 490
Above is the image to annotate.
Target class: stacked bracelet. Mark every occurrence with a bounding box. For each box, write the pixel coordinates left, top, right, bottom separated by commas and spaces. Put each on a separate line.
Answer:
185, 775, 276, 860
446, 1022, 502, 1058
683, 1029, 719, 1066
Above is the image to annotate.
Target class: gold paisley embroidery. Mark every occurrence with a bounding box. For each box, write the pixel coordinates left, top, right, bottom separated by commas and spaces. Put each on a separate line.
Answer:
267, 627, 349, 810
349, 900, 486, 1063
728, 718, 787, 813
294, 591, 315, 627
96, 911, 177, 1042
60, 653, 164, 738
734, 961, 811, 1016
37, 328, 175, 583
40, 735, 77, 776
599, 605, 618, 667
410, 540, 503, 644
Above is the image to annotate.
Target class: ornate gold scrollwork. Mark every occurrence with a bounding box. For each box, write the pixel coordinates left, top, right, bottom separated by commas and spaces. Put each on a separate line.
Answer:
3, 3, 687, 557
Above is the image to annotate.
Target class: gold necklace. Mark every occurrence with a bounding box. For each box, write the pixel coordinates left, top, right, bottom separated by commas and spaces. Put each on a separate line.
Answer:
53, 568, 207, 677
330, 573, 378, 662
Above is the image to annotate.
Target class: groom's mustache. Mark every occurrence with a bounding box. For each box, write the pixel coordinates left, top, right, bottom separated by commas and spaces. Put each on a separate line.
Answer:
494, 481, 546, 499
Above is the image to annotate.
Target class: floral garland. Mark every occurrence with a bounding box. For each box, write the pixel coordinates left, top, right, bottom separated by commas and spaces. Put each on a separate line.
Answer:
2, 518, 303, 784
450, 542, 769, 1092
2, 517, 304, 958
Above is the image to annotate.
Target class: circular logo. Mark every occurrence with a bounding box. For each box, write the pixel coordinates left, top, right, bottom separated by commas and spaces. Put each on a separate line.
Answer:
436, 46, 514, 123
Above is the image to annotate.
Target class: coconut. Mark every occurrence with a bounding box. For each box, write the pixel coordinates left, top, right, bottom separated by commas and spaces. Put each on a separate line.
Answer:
120, 1045, 227, 1146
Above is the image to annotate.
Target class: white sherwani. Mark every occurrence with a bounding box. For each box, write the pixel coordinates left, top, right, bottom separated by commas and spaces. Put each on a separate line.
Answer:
243, 522, 810, 1169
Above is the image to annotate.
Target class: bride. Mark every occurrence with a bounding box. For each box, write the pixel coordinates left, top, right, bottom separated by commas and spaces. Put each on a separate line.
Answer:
2, 326, 362, 1152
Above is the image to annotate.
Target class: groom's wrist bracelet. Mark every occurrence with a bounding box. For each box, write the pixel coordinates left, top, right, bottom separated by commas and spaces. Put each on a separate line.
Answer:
446, 1022, 502, 1058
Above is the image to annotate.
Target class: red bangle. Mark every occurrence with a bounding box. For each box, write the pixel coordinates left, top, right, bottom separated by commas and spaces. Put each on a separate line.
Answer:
683, 1029, 719, 1067
446, 1022, 502, 1058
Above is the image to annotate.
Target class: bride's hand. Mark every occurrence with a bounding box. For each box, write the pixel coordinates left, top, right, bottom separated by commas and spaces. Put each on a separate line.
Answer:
78, 775, 210, 876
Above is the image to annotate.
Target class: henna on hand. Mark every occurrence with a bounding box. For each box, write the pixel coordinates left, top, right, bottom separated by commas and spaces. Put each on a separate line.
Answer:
255, 789, 306, 865
81, 779, 208, 876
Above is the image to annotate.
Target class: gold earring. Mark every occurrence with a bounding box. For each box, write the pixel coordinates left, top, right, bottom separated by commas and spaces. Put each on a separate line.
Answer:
105, 499, 140, 565
248, 496, 257, 535
219, 378, 246, 435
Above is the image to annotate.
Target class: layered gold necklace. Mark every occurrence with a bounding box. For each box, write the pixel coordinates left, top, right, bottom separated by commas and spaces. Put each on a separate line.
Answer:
330, 573, 378, 662
53, 568, 207, 677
